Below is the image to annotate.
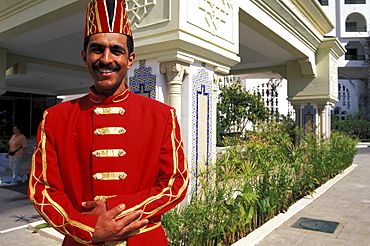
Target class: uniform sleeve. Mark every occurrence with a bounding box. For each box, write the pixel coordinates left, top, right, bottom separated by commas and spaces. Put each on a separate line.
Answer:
106, 108, 189, 221
28, 111, 98, 246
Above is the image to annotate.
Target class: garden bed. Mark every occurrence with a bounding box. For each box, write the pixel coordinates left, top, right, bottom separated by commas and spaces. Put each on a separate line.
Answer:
163, 122, 358, 246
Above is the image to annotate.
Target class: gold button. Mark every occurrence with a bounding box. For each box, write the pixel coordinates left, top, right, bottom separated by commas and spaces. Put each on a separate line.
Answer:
119, 129, 126, 134
96, 129, 103, 136
96, 108, 102, 115
118, 173, 125, 180
95, 173, 103, 180
119, 109, 125, 115
118, 151, 125, 157
94, 151, 101, 158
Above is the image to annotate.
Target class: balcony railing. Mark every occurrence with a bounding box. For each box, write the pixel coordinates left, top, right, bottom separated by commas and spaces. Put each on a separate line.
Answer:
345, 0, 366, 4
345, 55, 365, 60
346, 26, 367, 32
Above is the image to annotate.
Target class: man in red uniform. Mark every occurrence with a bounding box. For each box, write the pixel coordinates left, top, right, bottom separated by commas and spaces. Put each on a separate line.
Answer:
28, 0, 189, 245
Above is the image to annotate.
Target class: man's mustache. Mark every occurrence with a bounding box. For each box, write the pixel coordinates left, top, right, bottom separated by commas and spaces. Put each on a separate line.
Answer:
93, 63, 120, 71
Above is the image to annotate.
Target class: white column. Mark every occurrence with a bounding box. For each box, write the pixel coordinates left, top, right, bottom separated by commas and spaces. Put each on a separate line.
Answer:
160, 62, 189, 120
318, 103, 333, 139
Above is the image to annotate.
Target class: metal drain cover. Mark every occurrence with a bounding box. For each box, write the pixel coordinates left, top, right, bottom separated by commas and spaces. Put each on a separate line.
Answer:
291, 217, 339, 233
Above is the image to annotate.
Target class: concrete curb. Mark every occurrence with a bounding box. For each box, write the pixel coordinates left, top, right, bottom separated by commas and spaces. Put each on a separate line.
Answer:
28, 220, 64, 243
232, 163, 358, 246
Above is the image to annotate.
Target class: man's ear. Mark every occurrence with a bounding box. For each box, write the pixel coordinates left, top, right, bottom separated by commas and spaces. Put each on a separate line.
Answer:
81, 50, 88, 67
127, 53, 136, 69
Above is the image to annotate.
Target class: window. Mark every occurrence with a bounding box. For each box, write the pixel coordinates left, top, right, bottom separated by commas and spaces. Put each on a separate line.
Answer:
345, 14, 367, 32
319, 0, 329, 5
346, 22, 367, 32
334, 107, 347, 120
345, 48, 358, 60
345, 0, 366, 4
258, 83, 278, 116
338, 85, 351, 110
345, 41, 365, 60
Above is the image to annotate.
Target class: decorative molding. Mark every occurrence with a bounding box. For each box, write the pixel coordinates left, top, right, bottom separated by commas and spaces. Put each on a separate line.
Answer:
329, 56, 338, 98
214, 65, 230, 75
199, 0, 232, 34
0, 0, 45, 21
298, 58, 315, 78
160, 62, 189, 117
292, 0, 334, 35
127, 0, 156, 30
157, 53, 194, 65
160, 62, 189, 84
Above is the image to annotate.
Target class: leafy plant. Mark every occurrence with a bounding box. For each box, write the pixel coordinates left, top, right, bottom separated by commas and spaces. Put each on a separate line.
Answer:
332, 110, 370, 140
163, 122, 357, 245
217, 79, 269, 146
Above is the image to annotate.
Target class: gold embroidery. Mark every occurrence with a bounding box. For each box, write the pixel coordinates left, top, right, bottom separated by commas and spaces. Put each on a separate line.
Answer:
112, 89, 130, 102
92, 149, 126, 158
94, 127, 126, 136
93, 172, 127, 181
95, 0, 102, 33
94, 107, 125, 115
139, 222, 162, 234
115, 109, 189, 220
94, 195, 117, 201
104, 241, 127, 246
29, 111, 95, 245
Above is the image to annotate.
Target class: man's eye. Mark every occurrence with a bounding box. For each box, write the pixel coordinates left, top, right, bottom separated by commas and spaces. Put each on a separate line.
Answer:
112, 50, 124, 55
91, 48, 103, 53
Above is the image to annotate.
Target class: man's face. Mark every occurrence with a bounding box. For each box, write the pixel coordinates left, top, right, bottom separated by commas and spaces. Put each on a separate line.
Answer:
81, 33, 135, 96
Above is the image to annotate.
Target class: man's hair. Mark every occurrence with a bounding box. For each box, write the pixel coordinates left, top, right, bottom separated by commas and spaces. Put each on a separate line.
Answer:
83, 34, 134, 55
14, 124, 23, 131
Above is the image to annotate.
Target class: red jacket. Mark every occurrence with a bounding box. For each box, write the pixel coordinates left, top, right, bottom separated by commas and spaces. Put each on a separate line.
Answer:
28, 87, 188, 245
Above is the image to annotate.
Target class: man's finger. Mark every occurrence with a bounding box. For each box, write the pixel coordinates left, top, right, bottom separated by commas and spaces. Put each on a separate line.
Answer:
116, 216, 149, 240
101, 204, 127, 221
116, 210, 144, 227
81, 201, 94, 209
82, 200, 105, 209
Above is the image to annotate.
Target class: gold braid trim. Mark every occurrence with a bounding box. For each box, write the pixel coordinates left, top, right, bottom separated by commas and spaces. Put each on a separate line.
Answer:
115, 109, 189, 220
29, 111, 94, 245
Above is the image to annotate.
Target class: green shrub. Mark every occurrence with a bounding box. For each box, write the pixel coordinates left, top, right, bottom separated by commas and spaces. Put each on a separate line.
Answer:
163, 123, 357, 245
332, 110, 370, 140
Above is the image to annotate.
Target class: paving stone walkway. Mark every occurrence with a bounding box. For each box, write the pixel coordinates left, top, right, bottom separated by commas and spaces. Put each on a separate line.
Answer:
253, 146, 370, 246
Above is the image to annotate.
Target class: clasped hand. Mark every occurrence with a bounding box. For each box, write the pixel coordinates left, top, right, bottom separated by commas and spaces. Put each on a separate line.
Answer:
82, 200, 148, 243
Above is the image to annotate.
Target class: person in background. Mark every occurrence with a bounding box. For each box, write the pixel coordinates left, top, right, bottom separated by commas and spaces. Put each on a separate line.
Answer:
6, 124, 27, 186
28, 0, 188, 245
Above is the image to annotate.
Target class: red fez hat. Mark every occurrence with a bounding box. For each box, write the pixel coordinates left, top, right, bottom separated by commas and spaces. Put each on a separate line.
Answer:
84, 0, 132, 38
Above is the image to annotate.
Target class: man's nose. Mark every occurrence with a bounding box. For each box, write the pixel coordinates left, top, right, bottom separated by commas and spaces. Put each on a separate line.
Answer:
100, 49, 113, 64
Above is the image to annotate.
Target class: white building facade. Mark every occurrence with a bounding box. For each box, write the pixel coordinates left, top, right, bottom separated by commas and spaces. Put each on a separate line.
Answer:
319, 0, 370, 118
241, 73, 295, 119
0, 0, 345, 194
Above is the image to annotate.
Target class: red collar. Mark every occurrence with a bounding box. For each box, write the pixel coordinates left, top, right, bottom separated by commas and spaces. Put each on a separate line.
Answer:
89, 84, 130, 104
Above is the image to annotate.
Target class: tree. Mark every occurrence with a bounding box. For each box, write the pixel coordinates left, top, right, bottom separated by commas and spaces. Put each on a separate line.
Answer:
217, 78, 269, 145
